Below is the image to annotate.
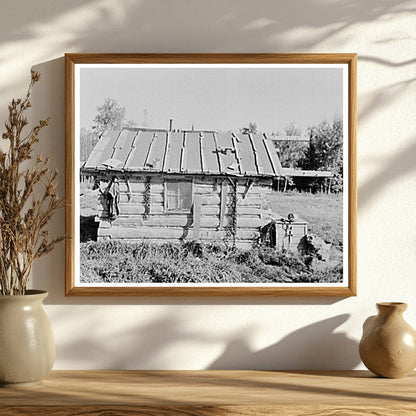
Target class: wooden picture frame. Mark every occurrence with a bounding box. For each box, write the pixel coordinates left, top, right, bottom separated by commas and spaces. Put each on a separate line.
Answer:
65, 53, 356, 296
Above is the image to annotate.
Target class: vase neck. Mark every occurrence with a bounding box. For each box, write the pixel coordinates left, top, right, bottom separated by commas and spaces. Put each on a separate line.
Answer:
377, 302, 407, 316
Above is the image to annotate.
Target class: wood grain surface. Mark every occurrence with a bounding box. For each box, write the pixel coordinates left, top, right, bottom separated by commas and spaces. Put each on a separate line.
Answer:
1, 370, 415, 415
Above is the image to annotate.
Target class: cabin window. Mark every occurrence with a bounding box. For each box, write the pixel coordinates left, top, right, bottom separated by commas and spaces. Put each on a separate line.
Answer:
165, 181, 193, 211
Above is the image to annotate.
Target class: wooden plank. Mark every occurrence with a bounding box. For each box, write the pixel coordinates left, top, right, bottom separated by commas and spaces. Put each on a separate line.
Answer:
110, 128, 128, 159
99, 201, 265, 217
1, 370, 415, 415
103, 215, 295, 231
10, 403, 414, 416
99, 227, 258, 240
162, 131, 170, 171
83, 130, 120, 169
194, 185, 265, 197
193, 179, 216, 187
98, 203, 164, 216
118, 182, 164, 193
212, 132, 223, 173
202, 132, 219, 173
199, 194, 266, 206
231, 132, 243, 174
236, 133, 257, 175
201, 206, 219, 215
199, 132, 205, 172
112, 214, 219, 228
180, 131, 187, 172
142, 131, 159, 168
123, 130, 139, 169
193, 195, 201, 240
115, 192, 163, 202
125, 131, 153, 170
216, 132, 237, 173
235, 206, 263, 216
97, 219, 111, 229
183, 132, 201, 172
195, 179, 271, 192
235, 218, 268, 228
119, 193, 164, 204
251, 133, 271, 174
238, 196, 264, 206
165, 132, 183, 172
248, 133, 263, 174
200, 195, 220, 205
194, 186, 220, 195
263, 134, 280, 175
147, 131, 167, 171
282, 168, 334, 178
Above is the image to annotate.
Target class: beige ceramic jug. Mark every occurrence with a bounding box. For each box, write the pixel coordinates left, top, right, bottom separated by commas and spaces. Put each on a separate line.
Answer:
359, 302, 416, 378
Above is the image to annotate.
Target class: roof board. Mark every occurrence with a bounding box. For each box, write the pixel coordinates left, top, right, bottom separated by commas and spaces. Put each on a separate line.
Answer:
83, 127, 284, 178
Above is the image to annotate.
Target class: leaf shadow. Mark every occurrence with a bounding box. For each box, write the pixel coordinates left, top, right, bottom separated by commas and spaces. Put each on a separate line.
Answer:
208, 314, 360, 370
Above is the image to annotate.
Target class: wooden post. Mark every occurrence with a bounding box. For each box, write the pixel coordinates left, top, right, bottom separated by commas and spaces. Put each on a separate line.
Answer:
273, 222, 278, 249
219, 180, 227, 229
193, 195, 201, 241
242, 179, 254, 200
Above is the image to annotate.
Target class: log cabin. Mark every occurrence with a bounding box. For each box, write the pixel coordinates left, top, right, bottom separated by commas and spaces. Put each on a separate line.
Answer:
82, 125, 311, 250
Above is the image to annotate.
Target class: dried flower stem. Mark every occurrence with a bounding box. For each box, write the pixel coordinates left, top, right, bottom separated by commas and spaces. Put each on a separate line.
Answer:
0, 71, 65, 295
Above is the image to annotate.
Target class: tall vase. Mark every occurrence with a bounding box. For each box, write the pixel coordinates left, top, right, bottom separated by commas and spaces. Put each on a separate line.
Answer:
0, 290, 55, 387
359, 302, 416, 378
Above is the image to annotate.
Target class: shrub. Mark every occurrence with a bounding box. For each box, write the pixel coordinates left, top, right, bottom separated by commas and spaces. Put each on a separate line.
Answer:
80, 240, 343, 284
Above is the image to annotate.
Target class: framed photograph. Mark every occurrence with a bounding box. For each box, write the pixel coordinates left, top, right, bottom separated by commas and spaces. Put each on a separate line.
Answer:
65, 53, 356, 296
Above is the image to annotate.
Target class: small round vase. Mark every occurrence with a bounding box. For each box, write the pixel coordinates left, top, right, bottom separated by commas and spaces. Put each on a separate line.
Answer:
359, 302, 416, 378
0, 290, 55, 387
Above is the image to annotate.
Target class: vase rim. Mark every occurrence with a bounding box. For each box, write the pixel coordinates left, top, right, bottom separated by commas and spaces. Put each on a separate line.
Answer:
0, 290, 48, 301
377, 302, 407, 312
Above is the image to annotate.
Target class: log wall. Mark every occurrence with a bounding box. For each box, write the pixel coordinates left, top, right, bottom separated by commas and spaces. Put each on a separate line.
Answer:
92, 175, 304, 249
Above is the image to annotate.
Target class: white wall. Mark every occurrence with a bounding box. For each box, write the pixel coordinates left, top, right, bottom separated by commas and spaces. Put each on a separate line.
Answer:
1, 0, 415, 370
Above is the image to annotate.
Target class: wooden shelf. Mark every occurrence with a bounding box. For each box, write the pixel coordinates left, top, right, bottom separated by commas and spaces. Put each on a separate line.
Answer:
1, 370, 415, 415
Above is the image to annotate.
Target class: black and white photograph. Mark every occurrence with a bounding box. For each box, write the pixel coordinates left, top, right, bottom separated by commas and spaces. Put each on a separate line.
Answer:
66, 54, 356, 296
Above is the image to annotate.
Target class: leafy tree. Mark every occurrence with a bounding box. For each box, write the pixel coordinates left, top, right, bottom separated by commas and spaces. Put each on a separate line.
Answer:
274, 123, 307, 168
92, 98, 126, 140
302, 116, 343, 174
295, 116, 343, 192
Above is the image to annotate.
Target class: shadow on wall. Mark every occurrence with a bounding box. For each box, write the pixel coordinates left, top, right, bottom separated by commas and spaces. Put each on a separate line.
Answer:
208, 314, 360, 370
30, 56, 66, 301
0, 0, 414, 97
1, 1, 413, 52
54, 311, 215, 369
53, 307, 359, 370
359, 139, 416, 209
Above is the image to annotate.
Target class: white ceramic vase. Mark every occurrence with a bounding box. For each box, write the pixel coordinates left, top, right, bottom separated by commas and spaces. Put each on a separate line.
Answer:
0, 290, 55, 387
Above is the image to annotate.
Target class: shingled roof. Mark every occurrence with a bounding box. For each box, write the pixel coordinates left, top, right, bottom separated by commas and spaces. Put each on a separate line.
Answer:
83, 127, 284, 178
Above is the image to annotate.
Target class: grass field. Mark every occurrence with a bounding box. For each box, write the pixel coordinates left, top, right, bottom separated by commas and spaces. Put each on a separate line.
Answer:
269, 191, 343, 247
80, 190, 344, 284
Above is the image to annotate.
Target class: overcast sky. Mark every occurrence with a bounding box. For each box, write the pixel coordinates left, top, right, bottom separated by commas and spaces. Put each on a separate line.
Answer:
79, 65, 344, 133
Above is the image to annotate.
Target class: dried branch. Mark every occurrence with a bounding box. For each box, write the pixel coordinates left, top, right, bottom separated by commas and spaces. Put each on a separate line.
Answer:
0, 70, 65, 295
